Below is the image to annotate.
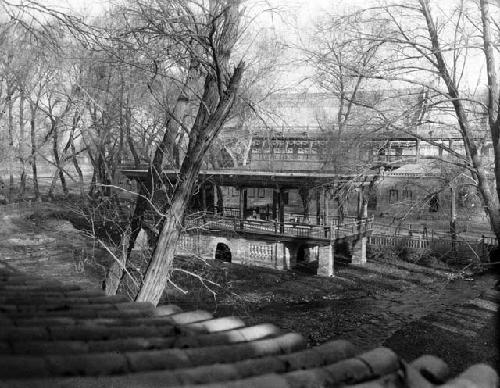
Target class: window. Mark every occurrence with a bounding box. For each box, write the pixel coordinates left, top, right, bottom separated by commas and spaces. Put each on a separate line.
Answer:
232, 188, 239, 197
252, 139, 261, 152
258, 188, 266, 198
262, 139, 270, 153
367, 193, 377, 210
248, 188, 255, 198
389, 189, 398, 204
402, 188, 412, 200
297, 141, 308, 154
429, 194, 439, 212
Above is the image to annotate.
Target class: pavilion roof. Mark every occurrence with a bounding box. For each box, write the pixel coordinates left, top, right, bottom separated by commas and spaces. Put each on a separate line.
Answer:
120, 168, 377, 189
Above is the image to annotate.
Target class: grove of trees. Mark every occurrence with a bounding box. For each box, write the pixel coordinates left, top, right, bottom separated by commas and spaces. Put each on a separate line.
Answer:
1, 0, 500, 304
304, 0, 500, 241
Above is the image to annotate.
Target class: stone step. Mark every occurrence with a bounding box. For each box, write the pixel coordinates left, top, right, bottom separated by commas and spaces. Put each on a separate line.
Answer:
0, 333, 305, 378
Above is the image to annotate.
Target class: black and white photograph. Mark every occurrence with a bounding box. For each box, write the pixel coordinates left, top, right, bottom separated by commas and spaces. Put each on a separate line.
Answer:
0, 0, 499, 386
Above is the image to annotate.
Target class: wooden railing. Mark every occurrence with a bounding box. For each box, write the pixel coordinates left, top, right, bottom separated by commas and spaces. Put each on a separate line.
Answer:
368, 234, 497, 257
184, 213, 373, 240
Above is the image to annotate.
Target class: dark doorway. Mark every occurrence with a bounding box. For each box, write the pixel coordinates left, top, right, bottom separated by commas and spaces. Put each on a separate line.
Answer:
215, 243, 232, 263
297, 245, 306, 263
294, 245, 318, 274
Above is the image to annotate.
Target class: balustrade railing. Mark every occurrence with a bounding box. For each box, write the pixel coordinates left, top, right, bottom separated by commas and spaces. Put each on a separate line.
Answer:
368, 234, 497, 256
184, 212, 373, 240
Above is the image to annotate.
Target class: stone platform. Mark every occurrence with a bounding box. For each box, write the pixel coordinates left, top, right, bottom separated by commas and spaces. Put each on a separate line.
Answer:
0, 266, 497, 387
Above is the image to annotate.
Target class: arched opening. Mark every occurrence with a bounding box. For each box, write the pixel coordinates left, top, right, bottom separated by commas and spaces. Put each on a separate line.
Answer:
215, 243, 232, 263
297, 245, 307, 263
294, 245, 318, 274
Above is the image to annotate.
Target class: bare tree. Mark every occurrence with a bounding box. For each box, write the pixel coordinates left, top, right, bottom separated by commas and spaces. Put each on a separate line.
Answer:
98, 0, 245, 305
316, 1, 500, 243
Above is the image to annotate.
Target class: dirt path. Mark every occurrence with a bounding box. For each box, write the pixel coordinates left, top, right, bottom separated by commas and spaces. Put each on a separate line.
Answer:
0, 208, 107, 288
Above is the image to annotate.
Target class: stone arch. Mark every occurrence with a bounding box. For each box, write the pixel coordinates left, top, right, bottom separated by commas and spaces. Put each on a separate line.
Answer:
293, 243, 318, 273
297, 244, 308, 263
210, 238, 234, 263
215, 243, 232, 262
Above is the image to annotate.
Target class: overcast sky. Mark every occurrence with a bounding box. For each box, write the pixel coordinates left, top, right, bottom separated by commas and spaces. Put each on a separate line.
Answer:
45, 0, 372, 22
39, 0, 488, 91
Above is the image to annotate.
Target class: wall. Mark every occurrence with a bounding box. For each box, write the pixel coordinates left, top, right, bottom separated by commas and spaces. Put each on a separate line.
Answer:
375, 174, 487, 223
175, 231, 367, 274
175, 233, 294, 270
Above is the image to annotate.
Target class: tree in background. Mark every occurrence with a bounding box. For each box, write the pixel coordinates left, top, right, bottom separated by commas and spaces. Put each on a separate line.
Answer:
308, 0, 500, 241
95, 0, 245, 304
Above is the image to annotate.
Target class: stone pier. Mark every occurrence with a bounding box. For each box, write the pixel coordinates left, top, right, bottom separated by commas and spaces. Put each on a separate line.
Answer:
175, 232, 368, 275
351, 236, 367, 265
317, 244, 334, 277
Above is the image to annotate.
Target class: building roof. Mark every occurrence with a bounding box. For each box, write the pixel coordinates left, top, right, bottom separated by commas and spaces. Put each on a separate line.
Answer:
120, 168, 377, 189
0, 265, 496, 387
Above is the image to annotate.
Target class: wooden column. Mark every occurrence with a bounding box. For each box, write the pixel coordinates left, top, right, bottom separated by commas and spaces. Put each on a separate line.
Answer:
416, 138, 421, 163
324, 187, 330, 237
272, 190, 278, 220
316, 189, 321, 225
323, 187, 328, 222
279, 188, 285, 234
239, 188, 247, 219
298, 187, 310, 223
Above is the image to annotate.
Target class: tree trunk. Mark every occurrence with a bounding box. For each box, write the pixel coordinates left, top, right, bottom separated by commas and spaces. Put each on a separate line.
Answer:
29, 103, 40, 202
135, 179, 192, 304
103, 57, 202, 295
420, 0, 500, 243
215, 184, 224, 212
136, 64, 244, 305
47, 169, 58, 200
49, 119, 68, 197
69, 129, 85, 199
18, 91, 26, 198
7, 92, 14, 203
107, 1, 243, 302
126, 107, 140, 167
104, 97, 192, 295
479, 0, 500, 240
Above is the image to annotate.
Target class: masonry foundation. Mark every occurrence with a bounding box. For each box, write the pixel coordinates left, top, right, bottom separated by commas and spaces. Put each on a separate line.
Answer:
351, 237, 367, 265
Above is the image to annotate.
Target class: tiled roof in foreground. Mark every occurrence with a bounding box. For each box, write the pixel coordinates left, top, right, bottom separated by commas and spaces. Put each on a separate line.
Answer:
0, 267, 497, 388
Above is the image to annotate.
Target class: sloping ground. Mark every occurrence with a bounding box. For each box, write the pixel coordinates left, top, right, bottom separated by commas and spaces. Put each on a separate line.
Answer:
0, 265, 497, 388
159, 256, 499, 376
0, 203, 498, 386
